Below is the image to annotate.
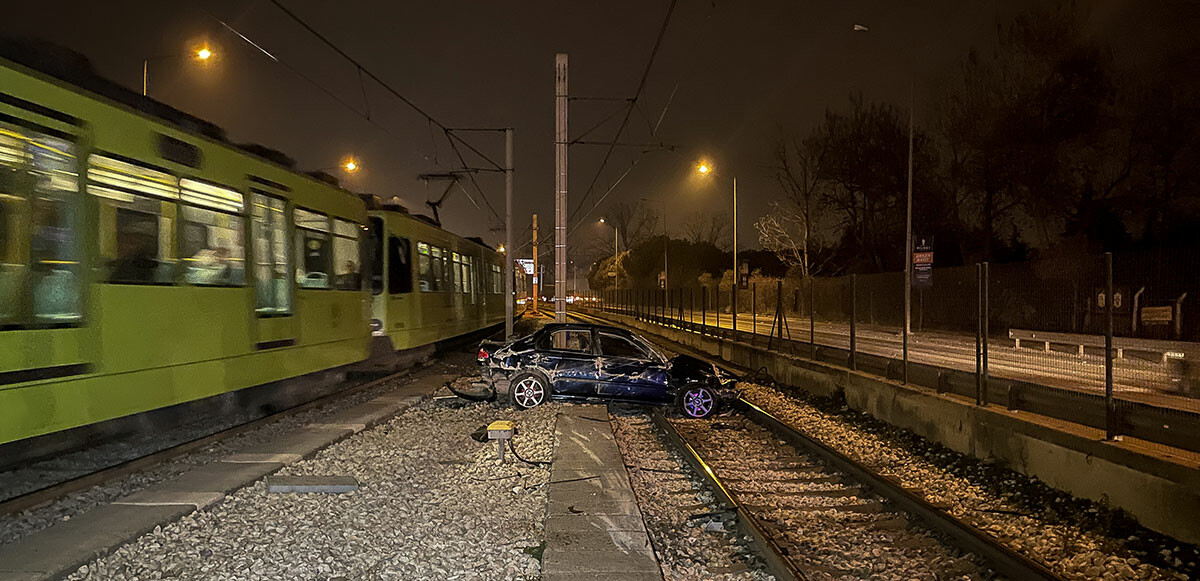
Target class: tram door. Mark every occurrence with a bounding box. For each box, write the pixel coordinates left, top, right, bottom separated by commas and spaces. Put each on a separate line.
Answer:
248, 186, 297, 349
385, 232, 413, 345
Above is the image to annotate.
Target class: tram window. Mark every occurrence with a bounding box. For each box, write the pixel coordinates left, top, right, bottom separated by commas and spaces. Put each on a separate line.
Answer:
451, 252, 462, 293
294, 208, 330, 289
89, 154, 179, 285
331, 219, 361, 290
417, 242, 432, 292
182, 205, 244, 287
388, 236, 412, 294
430, 246, 445, 291
369, 217, 384, 295
491, 264, 502, 294
0, 127, 83, 324
0, 130, 28, 325
251, 193, 290, 314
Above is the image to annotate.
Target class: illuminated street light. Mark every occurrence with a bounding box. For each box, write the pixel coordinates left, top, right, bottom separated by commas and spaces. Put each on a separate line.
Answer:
142, 46, 217, 97
598, 217, 606, 223
696, 159, 740, 330
343, 159, 359, 172
498, 244, 506, 254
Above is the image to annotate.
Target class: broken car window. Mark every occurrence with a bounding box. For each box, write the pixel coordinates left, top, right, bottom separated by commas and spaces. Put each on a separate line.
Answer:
598, 332, 647, 359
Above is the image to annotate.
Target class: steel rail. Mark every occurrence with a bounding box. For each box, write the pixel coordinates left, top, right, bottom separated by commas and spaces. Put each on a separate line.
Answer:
649, 409, 805, 581
735, 398, 1064, 581
572, 310, 1065, 580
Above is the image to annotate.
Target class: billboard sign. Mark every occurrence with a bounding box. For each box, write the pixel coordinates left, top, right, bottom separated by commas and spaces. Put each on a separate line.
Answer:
516, 259, 535, 275
913, 237, 933, 288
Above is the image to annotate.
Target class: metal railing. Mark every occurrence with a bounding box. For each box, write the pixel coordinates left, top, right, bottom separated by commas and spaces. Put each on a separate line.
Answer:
577, 251, 1200, 454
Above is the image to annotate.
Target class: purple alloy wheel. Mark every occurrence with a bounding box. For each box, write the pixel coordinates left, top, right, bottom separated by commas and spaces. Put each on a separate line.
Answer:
683, 387, 714, 418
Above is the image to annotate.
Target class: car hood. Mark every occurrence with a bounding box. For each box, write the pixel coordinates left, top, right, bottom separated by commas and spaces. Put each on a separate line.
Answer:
669, 354, 735, 386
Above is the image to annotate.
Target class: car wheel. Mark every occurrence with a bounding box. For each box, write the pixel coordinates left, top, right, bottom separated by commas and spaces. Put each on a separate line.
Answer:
509, 371, 550, 410
678, 384, 716, 418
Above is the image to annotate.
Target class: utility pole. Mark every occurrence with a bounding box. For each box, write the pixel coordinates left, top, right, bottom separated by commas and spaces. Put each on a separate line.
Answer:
504, 128, 514, 340
532, 213, 539, 315
554, 53, 569, 322
904, 83, 914, 338
731, 177, 738, 332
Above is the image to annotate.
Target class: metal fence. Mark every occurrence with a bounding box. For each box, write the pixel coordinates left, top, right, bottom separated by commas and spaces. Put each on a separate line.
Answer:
578, 251, 1200, 454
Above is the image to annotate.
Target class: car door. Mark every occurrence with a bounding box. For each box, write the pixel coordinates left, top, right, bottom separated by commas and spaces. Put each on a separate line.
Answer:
536, 327, 602, 397
595, 331, 671, 403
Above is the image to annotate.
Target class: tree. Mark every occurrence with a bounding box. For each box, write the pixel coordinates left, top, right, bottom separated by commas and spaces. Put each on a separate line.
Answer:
604, 201, 658, 251
766, 131, 826, 275
680, 210, 730, 249
755, 202, 812, 275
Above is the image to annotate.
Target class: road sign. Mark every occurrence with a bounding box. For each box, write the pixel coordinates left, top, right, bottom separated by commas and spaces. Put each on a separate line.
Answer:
1095, 287, 1131, 313
912, 237, 933, 288
516, 259, 535, 275
1141, 305, 1173, 324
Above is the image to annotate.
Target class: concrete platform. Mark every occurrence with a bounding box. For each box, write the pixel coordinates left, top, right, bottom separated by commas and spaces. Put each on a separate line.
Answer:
0, 374, 449, 581
542, 405, 661, 579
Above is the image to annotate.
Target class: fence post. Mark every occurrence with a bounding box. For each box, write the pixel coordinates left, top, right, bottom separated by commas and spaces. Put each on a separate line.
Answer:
677, 288, 683, 326
1105, 252, 1116, 440
983, 262, 990, 406
732, 285, 738, 334
752, 282, 758, 337
976, 263, 983, 406
701, 287, 707, 335
850, 274, 857, 371
689, 288, 694, 327
809, 277, 816, 359
903, 273, 909, 384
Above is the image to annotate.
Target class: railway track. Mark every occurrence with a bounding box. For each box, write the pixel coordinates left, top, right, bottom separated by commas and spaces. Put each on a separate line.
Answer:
0, 367, 416, 520
651, 403, 1064, 580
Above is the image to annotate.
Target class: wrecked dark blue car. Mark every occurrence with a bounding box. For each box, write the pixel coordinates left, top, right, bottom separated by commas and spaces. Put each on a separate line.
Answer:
477, 323, 737, 418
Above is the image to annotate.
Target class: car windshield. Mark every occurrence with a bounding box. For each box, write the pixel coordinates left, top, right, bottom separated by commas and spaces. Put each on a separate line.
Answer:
630, 333, 668, 362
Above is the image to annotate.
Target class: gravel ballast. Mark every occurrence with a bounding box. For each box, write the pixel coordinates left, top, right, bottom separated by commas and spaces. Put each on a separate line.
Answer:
609, 408, 772, 581
0, 362, 459, 549
740, 382, 1197, 580
64, 397, 559, 581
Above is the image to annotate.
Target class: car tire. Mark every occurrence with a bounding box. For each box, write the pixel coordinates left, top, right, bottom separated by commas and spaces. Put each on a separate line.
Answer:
509, 371, 550, 410
678, 384, 717, 418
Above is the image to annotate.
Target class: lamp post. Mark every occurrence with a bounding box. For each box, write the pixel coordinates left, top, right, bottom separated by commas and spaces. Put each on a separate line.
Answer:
855, 23, 916, 381
696, 162, 737, 332
599, 218, 619, 289
142, 47, 214, 97
640, 197, 669, 292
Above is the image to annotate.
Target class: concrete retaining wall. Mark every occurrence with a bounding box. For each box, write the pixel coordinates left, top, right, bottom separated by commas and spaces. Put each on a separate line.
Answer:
591, 311, 1200, 546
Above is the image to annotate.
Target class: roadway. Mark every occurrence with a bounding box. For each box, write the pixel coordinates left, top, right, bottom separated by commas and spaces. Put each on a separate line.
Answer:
589, 304, 1200, 414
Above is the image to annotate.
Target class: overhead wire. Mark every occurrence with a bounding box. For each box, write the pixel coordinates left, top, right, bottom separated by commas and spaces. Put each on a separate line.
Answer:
568, 0, 679, 226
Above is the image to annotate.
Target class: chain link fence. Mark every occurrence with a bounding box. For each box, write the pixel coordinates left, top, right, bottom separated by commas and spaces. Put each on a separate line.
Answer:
580, 250, 1200, 454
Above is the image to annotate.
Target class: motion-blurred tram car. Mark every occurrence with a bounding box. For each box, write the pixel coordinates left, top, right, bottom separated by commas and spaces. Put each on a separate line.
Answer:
365, 197, 506, 363
0, 43, 504, 452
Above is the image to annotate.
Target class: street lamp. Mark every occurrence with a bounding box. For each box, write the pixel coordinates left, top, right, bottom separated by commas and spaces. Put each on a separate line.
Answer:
641, 197, 669, 292
142, 46, 215, 97
854, 24, 916, 382
695, 161, 738, 331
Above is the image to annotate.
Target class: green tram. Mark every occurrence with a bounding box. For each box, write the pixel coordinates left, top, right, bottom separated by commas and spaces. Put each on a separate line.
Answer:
0, 46, 505, 451
366, 198, 506, 361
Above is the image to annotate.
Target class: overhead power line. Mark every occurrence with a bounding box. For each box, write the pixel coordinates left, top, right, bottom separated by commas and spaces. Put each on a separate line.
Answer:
568, 0, 679, 226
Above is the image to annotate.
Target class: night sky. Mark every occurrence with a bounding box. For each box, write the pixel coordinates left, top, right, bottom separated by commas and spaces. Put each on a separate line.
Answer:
3, 0, 1196, 259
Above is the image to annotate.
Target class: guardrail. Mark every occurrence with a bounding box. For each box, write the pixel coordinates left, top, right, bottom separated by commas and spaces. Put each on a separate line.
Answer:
1009, 328, 1197, 362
